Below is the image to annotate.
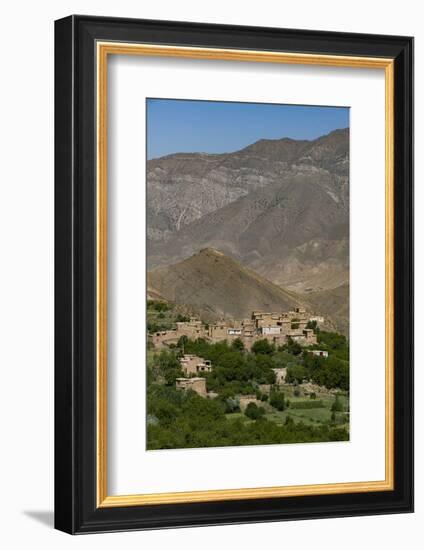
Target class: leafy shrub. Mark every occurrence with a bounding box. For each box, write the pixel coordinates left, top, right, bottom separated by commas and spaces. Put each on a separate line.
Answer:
147, 300, 170, 312
331, 395, 345, 412
176, 314, 190, 322
286, 364, 309, 384
245, 402, 265, 420
224, 396, 240, 413
251, 339, 275, 355
269, 391, 286, 411
232, 338, 245, 351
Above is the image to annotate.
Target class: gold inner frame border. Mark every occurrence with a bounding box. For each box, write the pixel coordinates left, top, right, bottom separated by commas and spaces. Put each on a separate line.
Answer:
96, 42, 394, 508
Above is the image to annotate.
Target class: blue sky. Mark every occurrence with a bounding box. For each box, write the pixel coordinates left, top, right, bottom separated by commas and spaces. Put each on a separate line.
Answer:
146, 98, 349, 160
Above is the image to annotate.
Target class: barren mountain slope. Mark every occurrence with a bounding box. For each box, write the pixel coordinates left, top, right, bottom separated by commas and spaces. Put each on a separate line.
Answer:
305, 283, 350, 336
147, 248, 307, 321
147, 128, 349, 293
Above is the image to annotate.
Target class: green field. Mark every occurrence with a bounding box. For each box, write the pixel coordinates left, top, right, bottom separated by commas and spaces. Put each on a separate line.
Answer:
224, 393, 349, 429
267, 408, 331, 426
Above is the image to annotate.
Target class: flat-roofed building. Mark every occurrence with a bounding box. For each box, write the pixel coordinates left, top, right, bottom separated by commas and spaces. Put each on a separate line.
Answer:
180, 354, 212, 376
308, 350, 329, 358
272, 368, 287, 384
176, 377, 207, 397
149, 309, 319, 349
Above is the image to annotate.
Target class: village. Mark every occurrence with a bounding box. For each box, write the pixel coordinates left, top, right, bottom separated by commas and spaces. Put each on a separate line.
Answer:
150, 307, 321, 350
147, 304, 349, 447
148, 307, 332, 405
174, 349, 329, 409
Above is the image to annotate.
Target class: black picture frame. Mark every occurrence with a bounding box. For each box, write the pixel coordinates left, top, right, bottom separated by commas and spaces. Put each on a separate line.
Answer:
55, 14, 414, 534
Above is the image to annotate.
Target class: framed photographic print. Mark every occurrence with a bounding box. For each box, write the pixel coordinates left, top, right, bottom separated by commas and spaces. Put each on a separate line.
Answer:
54, 15, 414, 534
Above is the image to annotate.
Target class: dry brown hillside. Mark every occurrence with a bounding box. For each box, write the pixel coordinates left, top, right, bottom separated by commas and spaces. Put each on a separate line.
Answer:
147, 248, 307, 322
305, 283, 349, 336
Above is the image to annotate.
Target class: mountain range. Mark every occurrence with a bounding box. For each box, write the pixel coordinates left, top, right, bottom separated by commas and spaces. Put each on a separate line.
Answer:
147, 128, 349, 333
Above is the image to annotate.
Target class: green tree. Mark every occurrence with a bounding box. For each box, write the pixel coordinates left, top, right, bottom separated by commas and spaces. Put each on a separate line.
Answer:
176, 314, 190, 322
177, 335, 189, 350
269, 391, 286, 411
232, 337, 245, 351
285, 415, 295, 427
147, 300, 170, 312
252, 339, 275, 355
245, 402, 265, 420
164, 368, 183, 386
317, 330, 349, 361
283, 337, 303, 356
311, 357, 349, 390
331, 394, 344, 412
157, 350, 180, 371
286, 364, 308, 384
224, 396, 240, 413
153, 350, 184, 385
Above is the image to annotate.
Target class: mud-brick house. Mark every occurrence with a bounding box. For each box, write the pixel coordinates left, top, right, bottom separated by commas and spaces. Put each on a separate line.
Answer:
149, 317, 206, 349
208, 322, 228, 341
150, 329, 179, 348
308, 350, 329, 358
239, 394, 259, 411
207, 318, 255, 348
288, 328, 317, 345
175, 317, 206, 339
175, 377, 207, 397
251, 309, 317, 346
272, 367, 287, 384
180, 354, 212, 376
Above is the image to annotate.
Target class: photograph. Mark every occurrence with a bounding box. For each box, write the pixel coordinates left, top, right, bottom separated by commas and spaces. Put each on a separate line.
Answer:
146, 98, 351, 450
51, 13, 413, 534
0, 0, 419, 544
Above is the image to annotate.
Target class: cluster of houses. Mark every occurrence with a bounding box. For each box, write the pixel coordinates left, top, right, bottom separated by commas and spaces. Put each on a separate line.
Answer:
175, 353, 291, 399
175, 347, 328, 400
151, 308, 327, 400
150, 307, 320, 351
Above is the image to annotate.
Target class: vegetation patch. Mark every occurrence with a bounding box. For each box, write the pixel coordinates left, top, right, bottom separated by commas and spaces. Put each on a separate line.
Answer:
147, 329, 350, 449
